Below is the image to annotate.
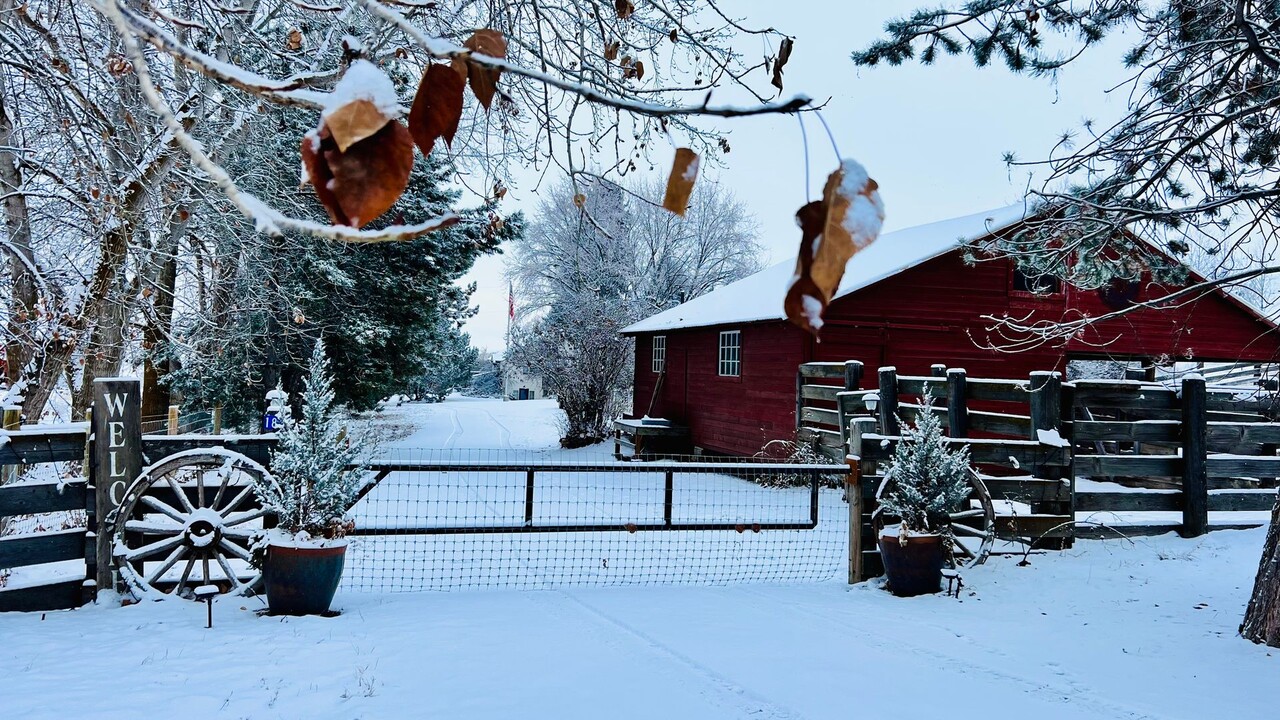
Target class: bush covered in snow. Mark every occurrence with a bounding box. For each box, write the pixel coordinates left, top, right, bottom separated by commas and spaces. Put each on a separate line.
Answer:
878, 394, 971, 534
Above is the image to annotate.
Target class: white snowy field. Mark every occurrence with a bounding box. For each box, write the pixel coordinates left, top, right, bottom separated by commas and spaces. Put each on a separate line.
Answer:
1, 396, 1277, 719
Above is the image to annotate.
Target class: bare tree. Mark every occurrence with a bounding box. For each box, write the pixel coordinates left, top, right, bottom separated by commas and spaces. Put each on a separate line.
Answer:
507, 176, 761, 443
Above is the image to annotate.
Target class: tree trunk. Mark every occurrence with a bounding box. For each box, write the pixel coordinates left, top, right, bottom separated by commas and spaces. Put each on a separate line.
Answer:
140, 206, 183, 420
1241, 500, 1280, 646
0, 71, 38, 390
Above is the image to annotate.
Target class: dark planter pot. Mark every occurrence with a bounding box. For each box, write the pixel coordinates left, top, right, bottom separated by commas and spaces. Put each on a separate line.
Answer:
878, 530, 944, 597
264, 543, 346, 615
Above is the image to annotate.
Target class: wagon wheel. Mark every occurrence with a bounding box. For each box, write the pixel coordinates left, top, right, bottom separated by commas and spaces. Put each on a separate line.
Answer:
108, 450, 277, 600
873, 466, 995, 569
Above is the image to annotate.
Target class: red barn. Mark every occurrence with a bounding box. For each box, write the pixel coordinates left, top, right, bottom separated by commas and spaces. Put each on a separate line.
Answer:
621, 205, 1280, 456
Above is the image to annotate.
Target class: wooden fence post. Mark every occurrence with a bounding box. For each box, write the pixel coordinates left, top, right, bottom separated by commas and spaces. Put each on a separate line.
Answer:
878, 366, 899, 436
795, 370, 804, 433
166, 404, 180, 435
846, 457, 863, 584
212, 405, 223, 435
843, 360, 863, 392
1181, 374, 1209, 537
931, 364, 947, 378
1029, 371, 1062, 442
91, 379, 142, 597
2, 406, 20, 486
946, 368, 968, 438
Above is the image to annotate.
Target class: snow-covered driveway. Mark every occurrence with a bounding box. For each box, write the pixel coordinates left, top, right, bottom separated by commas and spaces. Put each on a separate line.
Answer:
381, 396, 566, 452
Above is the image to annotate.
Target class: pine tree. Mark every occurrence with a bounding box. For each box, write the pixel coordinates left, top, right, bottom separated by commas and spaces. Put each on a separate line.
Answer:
257, 339, 362, 539
878, 394, 972, 534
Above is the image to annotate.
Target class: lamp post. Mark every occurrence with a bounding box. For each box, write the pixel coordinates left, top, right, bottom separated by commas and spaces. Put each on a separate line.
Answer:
863, 392, 880, 415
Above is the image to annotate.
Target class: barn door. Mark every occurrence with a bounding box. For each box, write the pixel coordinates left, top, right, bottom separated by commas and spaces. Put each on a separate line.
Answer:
664, 347, 688, 421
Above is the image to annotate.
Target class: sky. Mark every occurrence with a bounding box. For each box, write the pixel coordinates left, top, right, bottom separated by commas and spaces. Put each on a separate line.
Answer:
459, 2, 1131, 352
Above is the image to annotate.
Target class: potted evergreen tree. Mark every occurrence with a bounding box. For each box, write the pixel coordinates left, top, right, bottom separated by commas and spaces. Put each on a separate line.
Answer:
253, 339, 363, 615
876, 394, 972, 596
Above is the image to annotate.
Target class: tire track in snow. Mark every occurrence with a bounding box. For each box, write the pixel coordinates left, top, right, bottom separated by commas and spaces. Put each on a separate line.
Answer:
550, 590, 807, 720
442, 407, 462, 449
481, 409, 514, 450
738, 588, 1161, 720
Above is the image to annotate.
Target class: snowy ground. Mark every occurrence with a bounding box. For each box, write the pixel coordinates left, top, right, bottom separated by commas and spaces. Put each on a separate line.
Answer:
1, 396, 1277, 719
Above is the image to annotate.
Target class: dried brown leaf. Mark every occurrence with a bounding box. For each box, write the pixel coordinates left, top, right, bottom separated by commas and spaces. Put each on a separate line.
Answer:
771, 36, 794, 91
286, 28, 303, 51
301, 120, 416, 229
784, 161, 884, 337
669, 28, 678, 43
408, 62, 466, 156
615, 0, 635, 19
573, 193, 586, 208
662, 148, 699, 216
325, 98, 393, 153
461, 28, 507, 111
604, 40, 621, 61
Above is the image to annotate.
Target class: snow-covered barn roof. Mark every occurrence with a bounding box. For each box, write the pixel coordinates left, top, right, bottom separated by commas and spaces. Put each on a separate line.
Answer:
622, 203, 1030, 335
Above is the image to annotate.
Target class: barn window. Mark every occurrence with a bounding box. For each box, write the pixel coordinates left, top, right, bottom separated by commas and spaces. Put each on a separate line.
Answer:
718, 330, 741, 377
1012, 266, 1061, 295
652, 335, 666, 373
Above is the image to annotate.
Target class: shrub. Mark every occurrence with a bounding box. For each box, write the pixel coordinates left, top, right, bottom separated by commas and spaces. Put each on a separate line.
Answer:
878, 393, 971, 534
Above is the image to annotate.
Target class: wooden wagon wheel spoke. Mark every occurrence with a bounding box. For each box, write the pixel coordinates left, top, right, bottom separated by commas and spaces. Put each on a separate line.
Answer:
951, 539, 977, 559
112, 450, 278, 601
175, 557, 197, 595
224, 508, 270, 526
139, 495, 187, 524
217, 537, 254, 563
124, 519, 182, 535
220, 484, 255, 517
210, 465, 234, 510
950, 509, 986, 520
164, 473, 197, 514
144, 545, 188, 585
951, 523, 987, 537
214, 552, 244, 591
125, 533, 186, 561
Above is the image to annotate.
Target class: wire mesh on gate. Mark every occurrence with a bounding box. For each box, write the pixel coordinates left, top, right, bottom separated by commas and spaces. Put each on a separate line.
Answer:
342, 449, 850, 592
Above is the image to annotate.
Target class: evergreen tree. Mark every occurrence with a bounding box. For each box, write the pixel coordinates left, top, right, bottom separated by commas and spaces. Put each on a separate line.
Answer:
257, 339, 362, 539
413, 321, 479, 402
878, 395, 972, 534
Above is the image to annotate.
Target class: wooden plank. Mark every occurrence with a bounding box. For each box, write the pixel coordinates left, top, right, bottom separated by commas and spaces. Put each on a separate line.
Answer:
0, 529, 85, 569
799, 363, 846, 379
983, 476, 1072, 503
799, 427, 843, 448
895, 377, 947, 398
0, 430, 87, 465
861, 437, 1069, 467
800, 407, 840, 427
800, 384, 841, 402
1074, 455, 1182, 477
0, 578, 84, 612
1207, 422, 1280, 448
1205, 396, 1276, 414
964, 378, 1032, 404
967, 409, 1032, 438
1073, 420, 1180, 442
996, 514, 1074, 539
1076, 522, 1264, 539
0, 481, 87, 517
1206, 455, 1280, 478
1072, 382, 1179, 409
1077, 491, 1181, 512
1208, 490, 1277, 512
142, 436, 277, 466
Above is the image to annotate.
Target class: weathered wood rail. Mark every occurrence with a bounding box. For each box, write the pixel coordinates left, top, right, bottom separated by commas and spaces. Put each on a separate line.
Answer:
799, 361, 1280, 579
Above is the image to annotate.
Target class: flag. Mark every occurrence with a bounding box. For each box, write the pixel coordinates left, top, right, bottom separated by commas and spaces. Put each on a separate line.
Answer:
508, 282, 515, 321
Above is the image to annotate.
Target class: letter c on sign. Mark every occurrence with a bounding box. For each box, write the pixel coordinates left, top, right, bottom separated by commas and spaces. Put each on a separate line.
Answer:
109, 480, 127, 507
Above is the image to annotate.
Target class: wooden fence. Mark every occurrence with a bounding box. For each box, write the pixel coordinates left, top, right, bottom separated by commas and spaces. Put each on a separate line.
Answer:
0, 384, 271, 613
798, 361, 1280, 579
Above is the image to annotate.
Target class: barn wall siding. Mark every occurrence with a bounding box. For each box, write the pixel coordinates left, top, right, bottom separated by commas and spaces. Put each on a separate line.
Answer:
628, 249, 1280, 456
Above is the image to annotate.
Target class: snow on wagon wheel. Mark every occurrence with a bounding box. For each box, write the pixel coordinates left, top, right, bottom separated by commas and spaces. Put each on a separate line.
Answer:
873, 467, 995, 569
109, 449, 278, 600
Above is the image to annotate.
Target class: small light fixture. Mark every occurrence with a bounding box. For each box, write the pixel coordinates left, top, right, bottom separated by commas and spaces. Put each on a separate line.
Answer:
864, 392, 880, 414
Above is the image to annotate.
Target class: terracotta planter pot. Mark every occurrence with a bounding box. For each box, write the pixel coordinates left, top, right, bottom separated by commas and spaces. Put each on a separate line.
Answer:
878, 529, 944, 597
264, 542, 346, 615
